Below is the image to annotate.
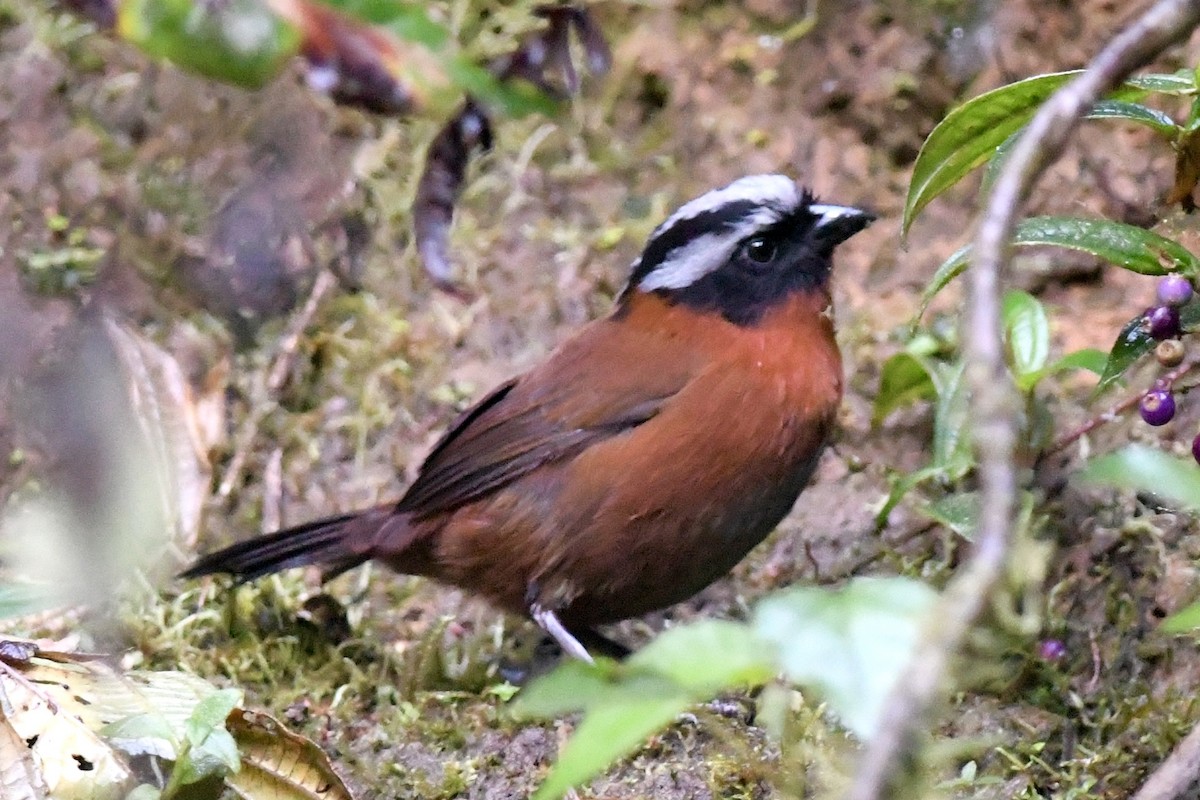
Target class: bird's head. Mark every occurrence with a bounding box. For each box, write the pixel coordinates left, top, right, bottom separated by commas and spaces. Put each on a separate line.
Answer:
620, 175, 874, 326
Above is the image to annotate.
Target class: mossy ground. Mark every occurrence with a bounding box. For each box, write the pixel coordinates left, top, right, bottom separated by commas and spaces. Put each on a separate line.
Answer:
4, 0, 1200, 797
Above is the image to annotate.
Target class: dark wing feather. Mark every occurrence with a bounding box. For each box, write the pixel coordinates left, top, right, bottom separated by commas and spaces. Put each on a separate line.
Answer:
397, 392, 667, 518
396, 319, 694, 519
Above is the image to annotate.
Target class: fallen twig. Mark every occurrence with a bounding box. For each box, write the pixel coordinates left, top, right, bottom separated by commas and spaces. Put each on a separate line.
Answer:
847, 3, 1200, 798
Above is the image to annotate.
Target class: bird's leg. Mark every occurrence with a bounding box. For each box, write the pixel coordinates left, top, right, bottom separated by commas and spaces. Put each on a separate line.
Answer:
572, 627, 631, 660
530, 603, 594, 664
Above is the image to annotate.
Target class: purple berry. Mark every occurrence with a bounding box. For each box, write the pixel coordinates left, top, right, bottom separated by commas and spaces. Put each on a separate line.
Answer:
1038, 639, 1066, 661
1146, 305, 1182, 340
1158, 275, 1194, 307
1193, 432, 1200, 466
1140, 389, 1176, 426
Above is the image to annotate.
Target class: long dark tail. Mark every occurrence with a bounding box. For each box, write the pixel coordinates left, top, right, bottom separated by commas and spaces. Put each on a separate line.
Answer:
181, 510, 394, 583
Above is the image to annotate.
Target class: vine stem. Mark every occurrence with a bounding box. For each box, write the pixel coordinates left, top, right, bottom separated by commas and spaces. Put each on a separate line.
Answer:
847, 3, 1200, 798
1046, 357, 1200, 457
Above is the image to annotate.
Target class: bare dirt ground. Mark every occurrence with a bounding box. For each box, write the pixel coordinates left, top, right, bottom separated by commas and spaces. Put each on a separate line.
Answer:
5, 0, 1200, 797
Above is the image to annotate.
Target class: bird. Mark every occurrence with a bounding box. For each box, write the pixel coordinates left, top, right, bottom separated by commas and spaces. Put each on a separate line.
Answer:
183, 174, 874, 662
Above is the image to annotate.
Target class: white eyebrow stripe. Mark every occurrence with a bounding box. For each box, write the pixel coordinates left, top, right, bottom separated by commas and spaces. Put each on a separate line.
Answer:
638, 205, 783, 291
656, 174, 799, 232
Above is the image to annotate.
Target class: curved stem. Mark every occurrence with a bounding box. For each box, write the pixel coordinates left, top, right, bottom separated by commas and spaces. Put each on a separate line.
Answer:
848, 3, 1200, 798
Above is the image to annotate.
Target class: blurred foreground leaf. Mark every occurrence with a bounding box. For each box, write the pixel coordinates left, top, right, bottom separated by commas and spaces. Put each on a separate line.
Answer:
753, 577, 938, 738
1082, 445, 1200, 509
517, 579, 937, 798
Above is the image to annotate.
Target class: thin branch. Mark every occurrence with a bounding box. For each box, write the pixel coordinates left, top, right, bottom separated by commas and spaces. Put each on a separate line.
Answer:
1046, 357, 1200, 457
1132, 720, 1200, 800
847, 2, 1200, 798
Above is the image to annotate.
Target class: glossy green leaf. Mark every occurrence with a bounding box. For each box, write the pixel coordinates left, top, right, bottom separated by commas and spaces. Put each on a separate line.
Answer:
753, 577, 938, 738
904, 72, 1079, 234
1006, 217, 1199, 276
1095, 312, 1152, 396
873, 352, 937, 425
1125, 70, 1195, 95
117, 0, 300, 89
904, 71, 1155, 233
981, 129, 1021, 195
1082, 445, 1200, 509
917, 217, 1198, 323
1162, 600, 1200, 633
1086, 99, 1179, 138
1003, 290, 1050, 387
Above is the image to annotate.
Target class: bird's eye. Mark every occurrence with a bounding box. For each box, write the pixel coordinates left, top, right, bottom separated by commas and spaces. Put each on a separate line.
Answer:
743, 237, 777, 264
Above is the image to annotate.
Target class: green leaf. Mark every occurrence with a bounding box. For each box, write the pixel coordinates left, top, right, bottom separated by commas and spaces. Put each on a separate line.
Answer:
512, 660, 624, 719
904, 71, 1157, 233
0, 583, 52, 619
1126, 70, 1196, 95
1046, 348, 1107, 377
532, 689, 691, 800
1095, 312, 1152, 396
317, 0, 450, 47
445, 56, 559, 118
1082, 445, 1200, 509
918, 492, 978, 540
1003, 290, 1050, 388
931, 360, 972, 478
873, 465, 948, 530
1162, 600, 1200, 633
916, 218, 1198, 322
627, 620, 775, 693
904, 72, 1080, 234
1087, 99, 1179, 138
117, 0, 301, 89
185, 688, 243, 744
517, 622, 775, 799
981, 129, 1021, 195
176, 727, 241, 786
873, 352, 937, 425
1009, 217, 1198, 276
753, 577, 939, 738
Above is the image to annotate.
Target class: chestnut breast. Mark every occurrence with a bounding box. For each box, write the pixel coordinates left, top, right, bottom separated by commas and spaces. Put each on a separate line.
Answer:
427, 289, 842, 624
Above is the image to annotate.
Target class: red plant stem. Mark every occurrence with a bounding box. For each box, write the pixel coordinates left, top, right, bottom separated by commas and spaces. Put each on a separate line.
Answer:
1046, 357, 1200, 456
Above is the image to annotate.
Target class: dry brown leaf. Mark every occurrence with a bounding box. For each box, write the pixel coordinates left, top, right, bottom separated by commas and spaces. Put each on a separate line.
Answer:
0, 704, 48, 800
103, 316, 218, 548
226, 709, 354, 800
0, 650, 133, 800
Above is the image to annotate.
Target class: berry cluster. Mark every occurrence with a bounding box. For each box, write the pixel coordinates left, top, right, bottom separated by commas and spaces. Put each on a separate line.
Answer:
1137, 275, 1196, 459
